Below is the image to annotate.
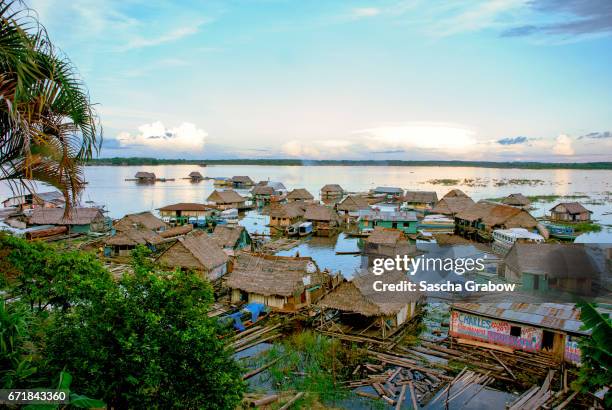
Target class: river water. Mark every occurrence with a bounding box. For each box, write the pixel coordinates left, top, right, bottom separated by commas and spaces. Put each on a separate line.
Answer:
1, 165, 611, 277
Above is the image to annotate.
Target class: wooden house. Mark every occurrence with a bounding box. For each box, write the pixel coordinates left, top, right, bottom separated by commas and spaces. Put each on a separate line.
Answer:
304, 204, 341, 236
363, 227, 416, 263
2, 191, 65, 210
449, 302, 607, 364
372, 186, 403, 199
318, 270, 421, 339
225, 253, 326, 311
269, 202, 306, 228
403, 191, 438, 211
430, 196, 475, 216
158, 203, 214, 225
501, 243, 598, 295
442, 189, 469, 199
29, 207, 106, 233
156, 231, 229, 281
286, 188, 315, 203
501, 193, 531, 208
206, 190, 246, 210
320, 184, 344, 199
114, 211, 168, 233
188, 171, 204, 181
358, 210, 418, 234
336, 195, 370, 222
105, 226, 163, 257
134, 171, 156, 182
231, 175, 254, 189
454, 201, 538, 241
211, 225, 252, 255
251, 185, 275, 203
549, 202, 592, 223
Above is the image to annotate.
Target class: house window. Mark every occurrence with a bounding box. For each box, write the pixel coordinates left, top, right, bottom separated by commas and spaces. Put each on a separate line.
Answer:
510, 326, 521, 337
392, 222, 398, 228
403, 222, 409, 227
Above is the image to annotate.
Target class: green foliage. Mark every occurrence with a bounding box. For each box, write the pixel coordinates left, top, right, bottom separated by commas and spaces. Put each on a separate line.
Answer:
574, 302, 612, 407
0, 301, 39, 388
23, 371, 106, 410
44, 251, 244, 409
0, 234, 114, 312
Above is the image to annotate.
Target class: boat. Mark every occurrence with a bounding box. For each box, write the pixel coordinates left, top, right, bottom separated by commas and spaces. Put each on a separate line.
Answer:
492, 228, 544, 248
541, 222, 578, 240
418, 214, 455, 234
298, 221, 313, 236
286, 221, 301, 236
219, 208, 239, 224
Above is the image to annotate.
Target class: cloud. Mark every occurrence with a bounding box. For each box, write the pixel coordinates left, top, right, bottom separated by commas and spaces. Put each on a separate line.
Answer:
117, 121, 207, 152
578, 131, 612, 139
497, 136, 529, 145
118, 21, 208, 51
501, 0, 612, 39
352, 7, 381, 18
552, 134, 575, 156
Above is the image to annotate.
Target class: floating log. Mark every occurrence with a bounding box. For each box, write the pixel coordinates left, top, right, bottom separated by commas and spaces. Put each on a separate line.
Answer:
278, 392, 304, 410
233, 334, 280, 353
250, 394, 279, 407
242, 356, 284, 380
395, 384, 407, 410
408, 381, 418, 410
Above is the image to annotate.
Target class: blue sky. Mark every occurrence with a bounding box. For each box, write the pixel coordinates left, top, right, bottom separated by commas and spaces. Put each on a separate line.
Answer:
30, 0, 612, 161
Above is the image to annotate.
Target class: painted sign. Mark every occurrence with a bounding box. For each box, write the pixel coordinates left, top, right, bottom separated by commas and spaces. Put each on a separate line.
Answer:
564, 336, 582, 365
450, 310, 542, 352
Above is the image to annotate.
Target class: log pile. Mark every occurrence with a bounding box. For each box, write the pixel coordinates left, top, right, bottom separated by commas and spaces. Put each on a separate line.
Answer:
227, 323, 282, 353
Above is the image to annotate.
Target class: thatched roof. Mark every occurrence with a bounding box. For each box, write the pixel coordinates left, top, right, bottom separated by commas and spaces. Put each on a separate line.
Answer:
443, 189, 468, 198
158, 203, 211, 212
251, 185, 274, 195
321, 184, 344, 194
106, 226, 163, 246
114, 211, 168, 232
287, 188, 314, 200
304, 204, 338, 222
366, 227, 403, 245
269, 202, 306, 219
318, 270, 420, 317
159, 224, 193, 238
224, 253, 322, 297
550, 202, 592, 215
455, 201, 537, 229
504, 243, 599, 278
135, 171, 155, 179
231, 176, 254, 184
337, 195, 370, 212
207, 190, 245, 204
157, 231, 228, 270
404, 191, 438, 204
502, 193, 530, 206
29, 207, 104, 226
431, 197, 475, 215
212, 225, 247, 248
189, 171, 203, 178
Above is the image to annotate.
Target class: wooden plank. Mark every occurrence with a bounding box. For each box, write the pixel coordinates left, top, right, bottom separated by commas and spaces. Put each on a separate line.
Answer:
408, 381, 419, 410
242, 356, 284, 380
490, 350, 517, 380
279, 392, 304, 410
395, 384, 407, 410
553, 390, 578, 410
455, 337, 514, 353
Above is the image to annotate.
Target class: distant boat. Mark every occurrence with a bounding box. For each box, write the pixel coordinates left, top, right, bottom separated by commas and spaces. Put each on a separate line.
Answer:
298, 221, 313, 236
418, 214, 455, 234
492, 228, 544, 248
541, 222, 578, 240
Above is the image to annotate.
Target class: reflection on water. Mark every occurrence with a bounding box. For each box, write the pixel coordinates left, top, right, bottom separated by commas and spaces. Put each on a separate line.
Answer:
1, 164, 610, 242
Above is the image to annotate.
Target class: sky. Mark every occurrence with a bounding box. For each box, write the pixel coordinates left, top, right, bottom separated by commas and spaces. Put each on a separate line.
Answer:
28, 0, 612, 161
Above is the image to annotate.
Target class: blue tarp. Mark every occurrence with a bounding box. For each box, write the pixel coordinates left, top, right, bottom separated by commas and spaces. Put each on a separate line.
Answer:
225, 303, 268, 331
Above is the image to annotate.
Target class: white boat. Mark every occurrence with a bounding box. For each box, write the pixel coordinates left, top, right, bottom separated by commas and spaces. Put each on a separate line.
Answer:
219, 208, 239, 224
298, 221, 313, 236
492, 228, 544, 248
418, 214, 455, 233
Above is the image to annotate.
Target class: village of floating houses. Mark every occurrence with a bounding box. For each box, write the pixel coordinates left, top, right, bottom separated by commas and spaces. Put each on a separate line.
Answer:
1, 172, 610, 408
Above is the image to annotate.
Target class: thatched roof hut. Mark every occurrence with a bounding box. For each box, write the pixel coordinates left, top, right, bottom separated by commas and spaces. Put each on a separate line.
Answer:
318, 270, 420, 317
106, 226, 163, 247
321, 184, 344, 196
304, 204, 339, 222
287, 188, 314, 201
549, 202, 592, 222
337, 195, 370, 212
114, 211, 168, 232
29, 207, 105, 229
225, 253, 324, 309
158, 203, 211, 212
156, 231, 229, 279
455, 201, 538, 231
211, 225, 249, 249
443, 189, 468, 199
206, 190, 245, 204
403, 191, 438, 204
431, 197, 475, 216
135, 171, 156, 180
159, 224, 193, 238
269, 202, 306, 219
231, 176, 254, 186
251, 185, 274, 196
364, 227, 416, 259
502, 193, 531, 207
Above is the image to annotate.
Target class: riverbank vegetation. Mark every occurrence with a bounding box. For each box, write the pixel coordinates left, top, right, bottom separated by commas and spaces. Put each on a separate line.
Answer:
86, 157, 612, 170
0, 236, 245, 408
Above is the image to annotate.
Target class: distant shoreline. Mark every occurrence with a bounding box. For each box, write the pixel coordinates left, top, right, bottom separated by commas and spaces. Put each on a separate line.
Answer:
87, 157, 612, 170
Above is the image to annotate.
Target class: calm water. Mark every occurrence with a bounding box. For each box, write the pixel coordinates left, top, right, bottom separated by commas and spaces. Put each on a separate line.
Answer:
2, 165, 611, 275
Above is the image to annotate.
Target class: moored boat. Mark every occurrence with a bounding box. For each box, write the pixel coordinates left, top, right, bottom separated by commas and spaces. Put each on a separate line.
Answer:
298, 221, 313, 236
